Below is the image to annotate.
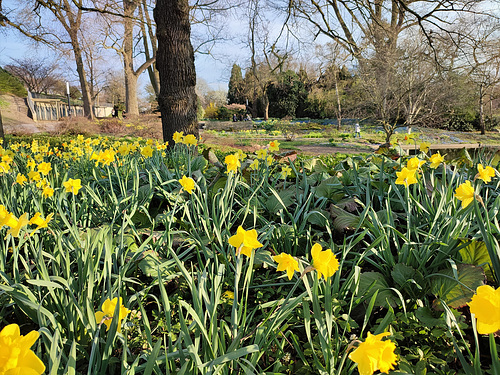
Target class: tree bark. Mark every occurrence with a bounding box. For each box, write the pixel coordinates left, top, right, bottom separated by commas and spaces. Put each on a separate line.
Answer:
154, 0, 198, 144
123, 0, 139, 116
0, 110, 5, 146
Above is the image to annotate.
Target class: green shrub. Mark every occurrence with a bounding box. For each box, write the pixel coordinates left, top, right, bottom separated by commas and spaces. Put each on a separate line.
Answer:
0, 67, 27, 97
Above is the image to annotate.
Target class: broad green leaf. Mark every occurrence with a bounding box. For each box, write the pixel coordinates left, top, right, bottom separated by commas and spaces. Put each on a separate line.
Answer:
459, 240, 494, 281
314, 178, 344, 201
391, 263, 424, 291
357, 272, 397, 308
329, 205, 360, 231
302, 158, 328, 173
306, 210, 330, 227
138, 250, 178, 278
190, 155, 208, 172
265, 189, 295, 214
431, 264, 485, 309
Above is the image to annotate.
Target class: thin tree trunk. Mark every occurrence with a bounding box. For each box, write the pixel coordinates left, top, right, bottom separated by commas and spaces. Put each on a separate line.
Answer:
154, 0, 198, 144
479, 84, 485, 135
72, 39, 93, 119
124, 0, 139, 116
0, 110, 5, 146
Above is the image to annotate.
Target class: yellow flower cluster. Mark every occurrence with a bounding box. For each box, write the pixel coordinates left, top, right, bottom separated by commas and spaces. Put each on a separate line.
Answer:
0, 205, 53, 238
272, 243, 339, 281
173, 131, 198, 147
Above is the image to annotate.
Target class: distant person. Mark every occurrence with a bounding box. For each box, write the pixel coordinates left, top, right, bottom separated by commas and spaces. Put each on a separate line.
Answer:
354, 122, 361, 138
233, 113, 237, 122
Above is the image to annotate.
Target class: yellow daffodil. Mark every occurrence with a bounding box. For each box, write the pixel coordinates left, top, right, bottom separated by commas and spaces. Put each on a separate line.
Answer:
95, 297, 130, 332
37, 162, 52, 175
0, 162, 11, 173
476, 164, 496, 183
28, 170, 41, 182
0, 206, 17, 228
15, 173, 27, 186
222, 291, 234, 300
63, 178, 82, 195
269, 140, 280, 152
183, 134, 197, 146
280, 165, 292, 179
228, 225, 263, 257
42, 186, 54, 198
1, 154, 13, 163
406, 157, 425, 171
348, 332, 397, 375
311, 243, 339, 280
236, 149, 247, 161
141, 145, 154, 158
266, 155, 274, 166
454, 180, 474, 209
429, 152, 445, 169
179, 176, 195, 194
225, 154, 241, 173
419, 142, 431, 153
5, 213, 30, 238
118, 143, 132, 156
395, 167, 417, 187
273, 253, 299, 280
173, 131, 184, 143
249, 159, 259, 171
29, 212, 54, 235
256, 149, 267, 160
146, 138, 155, 145
468, 285, 500, 335
0, 324, 45, 375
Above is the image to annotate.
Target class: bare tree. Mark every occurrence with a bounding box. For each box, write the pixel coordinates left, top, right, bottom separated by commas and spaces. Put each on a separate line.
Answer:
5, 57, 60, 94
2, 0, 97, 119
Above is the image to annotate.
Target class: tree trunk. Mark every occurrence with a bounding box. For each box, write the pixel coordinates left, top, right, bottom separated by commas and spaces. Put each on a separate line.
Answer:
154, 0, 198, 144
334, 73, 342, 130
0, 110, 5, 146
69, 29, 93, 120
124, 0, 139, 116
479, 84, 485, 135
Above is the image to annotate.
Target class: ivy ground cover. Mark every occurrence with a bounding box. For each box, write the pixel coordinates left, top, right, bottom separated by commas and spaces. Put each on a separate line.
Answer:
0, 134, 499, 374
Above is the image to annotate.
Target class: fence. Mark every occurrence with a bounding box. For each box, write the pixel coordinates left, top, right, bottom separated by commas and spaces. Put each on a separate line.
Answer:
26, 91, 113, 121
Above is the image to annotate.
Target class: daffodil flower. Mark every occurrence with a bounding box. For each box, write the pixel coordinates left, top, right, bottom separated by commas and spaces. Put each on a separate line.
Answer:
273, 252, 299, 280
429, 152, 444, 169
5, 213, 30, 238
225, 154, 241, 173
395, 167, 417, 187
468, 285, 500, 335
183, 134, 198, 146
0, 324, 45, 375
311, 243, 339, 280
95, 297, 131, 332
269, 140, 280, 152
348, 332, 397, 375
228, 226, 263, 257
454, 180, 474, 209
406, 156, 424, 171
475, 164, 496, 183
63, 178, 82, 195
178, 176, 195, 194
173, 131, 184, 143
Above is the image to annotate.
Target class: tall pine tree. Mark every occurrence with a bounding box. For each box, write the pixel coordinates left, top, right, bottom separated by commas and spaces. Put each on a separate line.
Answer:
227, 64, 245, 104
